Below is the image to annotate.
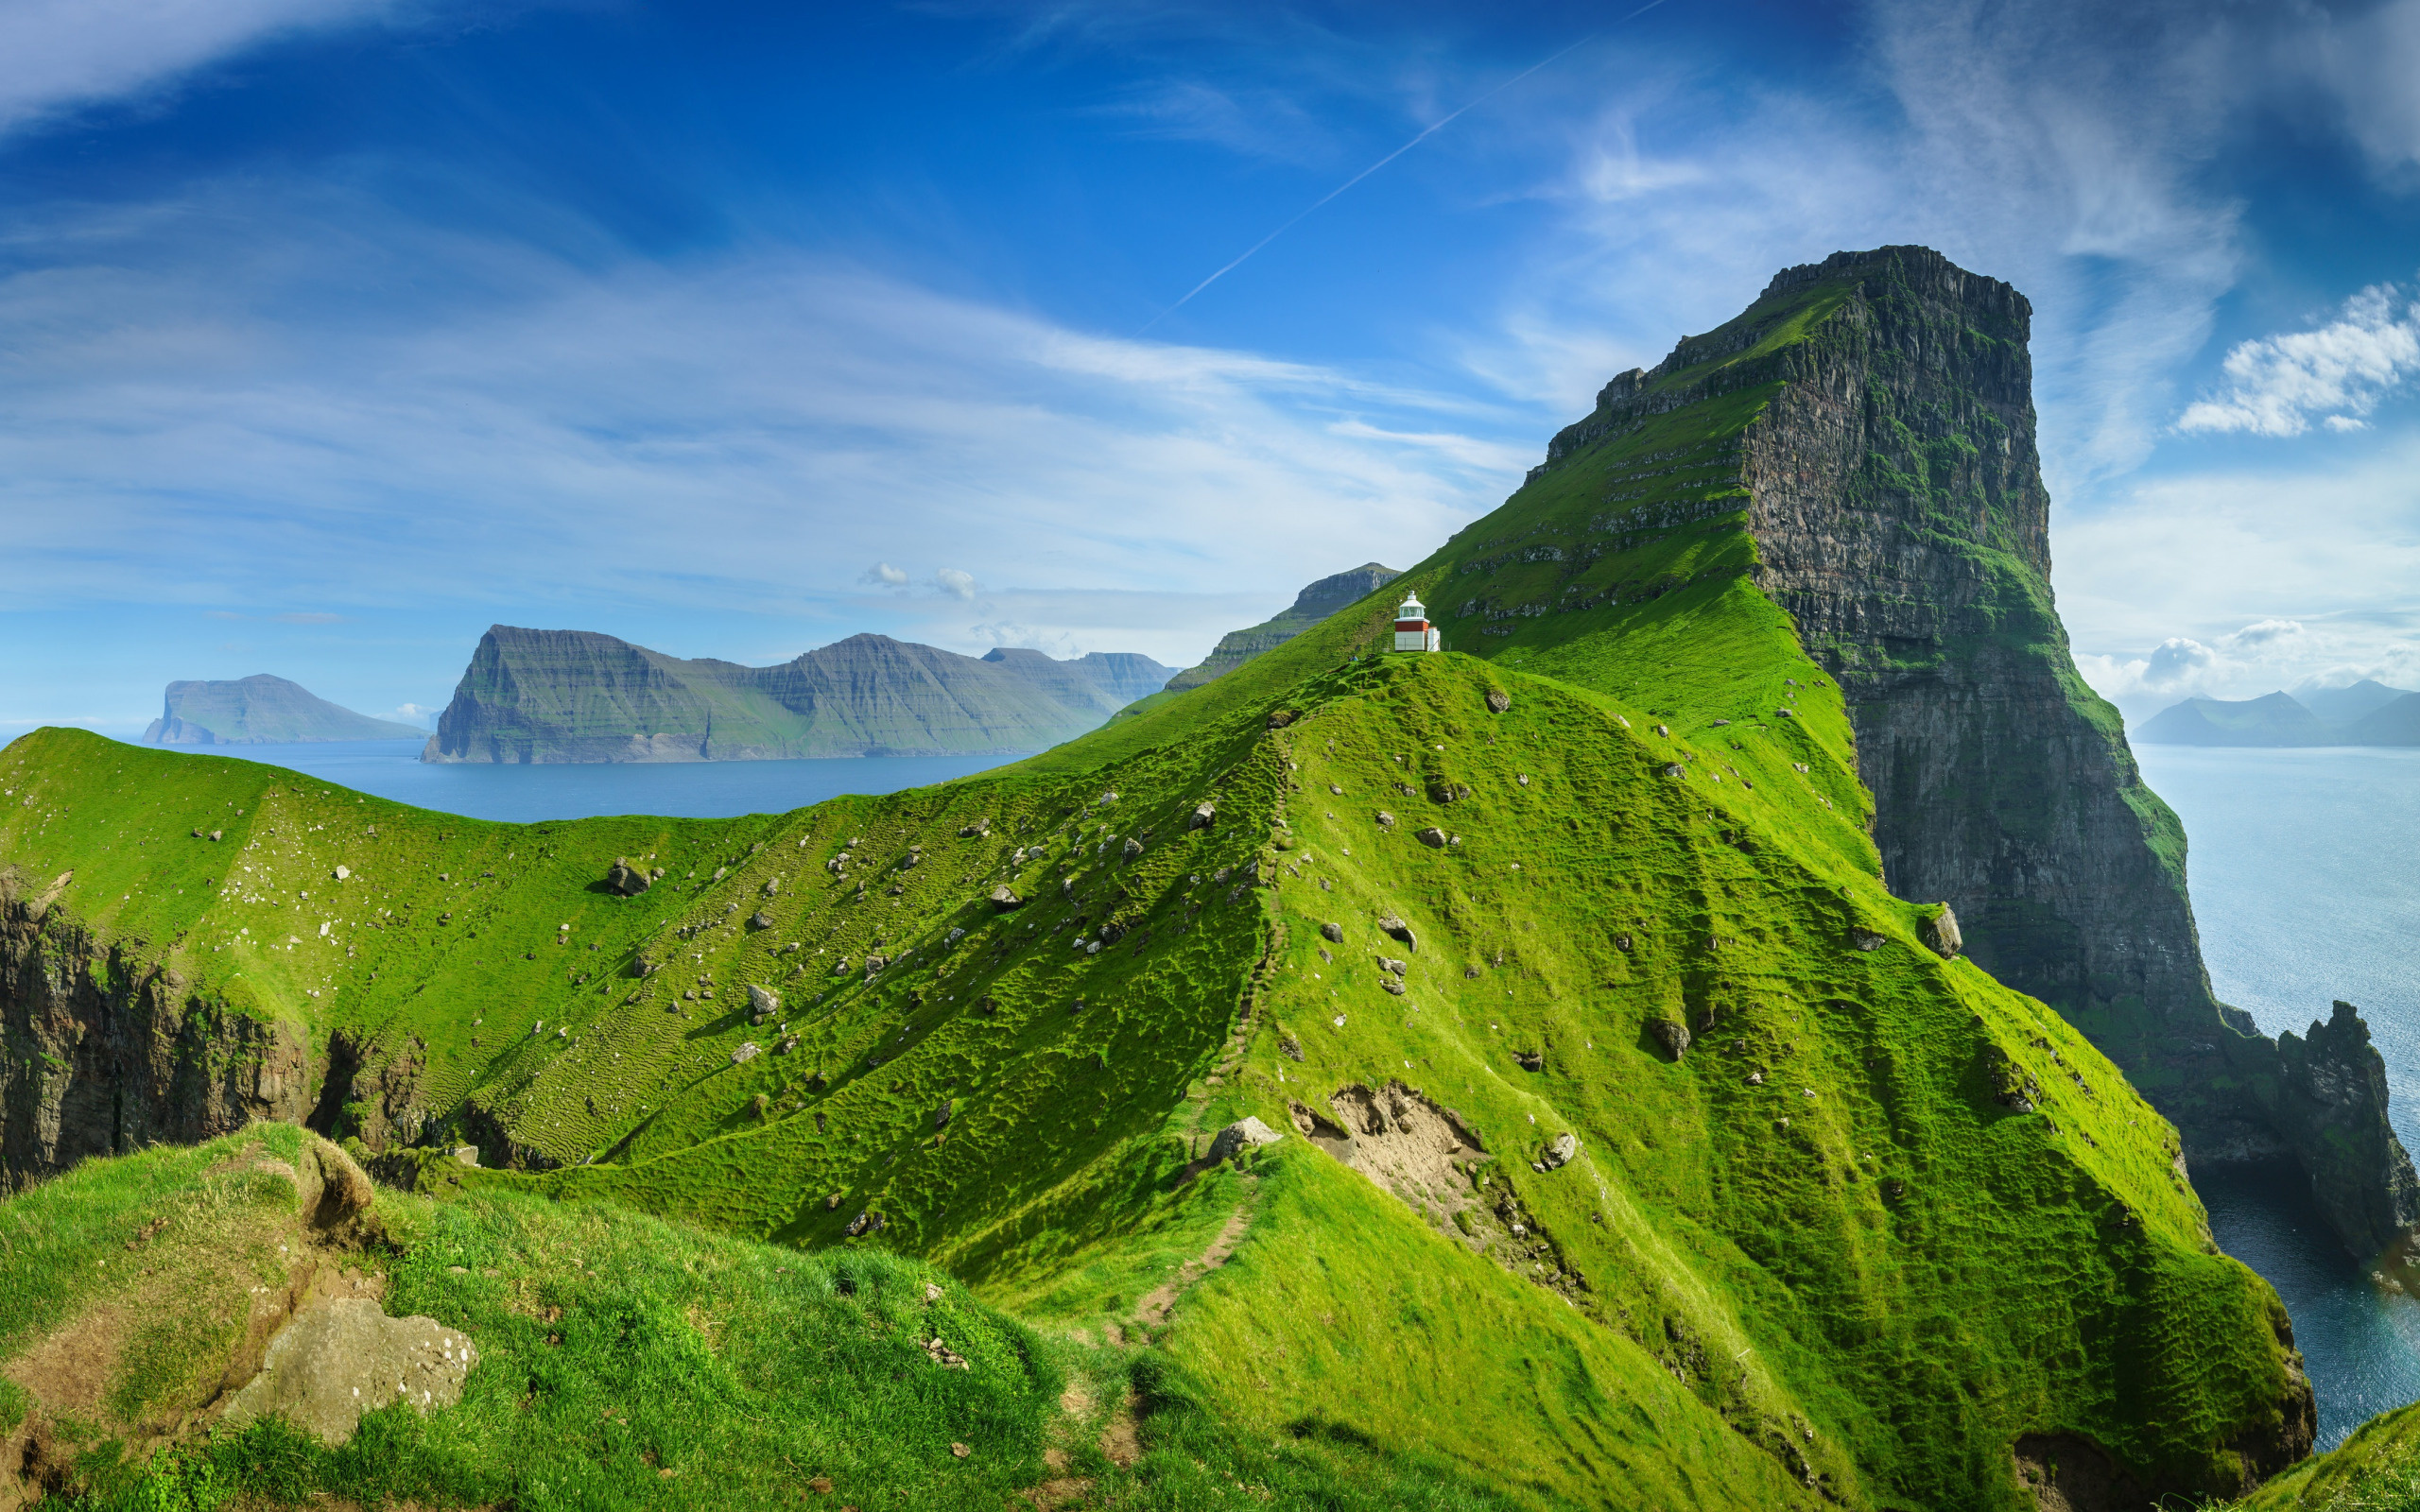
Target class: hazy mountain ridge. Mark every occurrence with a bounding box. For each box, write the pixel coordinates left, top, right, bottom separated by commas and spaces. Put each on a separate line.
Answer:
424, 626, 1172, 763
142, 674, 423, 746
2139, 681, 2420, 747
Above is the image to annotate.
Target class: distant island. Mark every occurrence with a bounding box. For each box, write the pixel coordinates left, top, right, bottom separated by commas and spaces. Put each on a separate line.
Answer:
422, 626, 1173, 763
2136, 679, 2420, 746
142, 675, 423, 746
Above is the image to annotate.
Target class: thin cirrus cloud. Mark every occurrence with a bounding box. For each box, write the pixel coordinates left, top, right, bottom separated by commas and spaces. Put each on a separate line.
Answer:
2176, 284, 2420, 438
0, 0, 400, 137
0, 182, 1523, 664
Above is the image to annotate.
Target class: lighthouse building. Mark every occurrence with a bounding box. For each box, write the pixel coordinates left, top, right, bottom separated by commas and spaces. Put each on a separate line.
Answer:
1392, 593, 1442, 654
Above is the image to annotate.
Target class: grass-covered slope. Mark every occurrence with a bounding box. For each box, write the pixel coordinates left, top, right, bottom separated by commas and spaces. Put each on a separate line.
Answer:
2233, 1402, 2420, 1509
3, 1127, 1517, 1512
0, 249, 2332, 1508
4, 630, 2308, 1507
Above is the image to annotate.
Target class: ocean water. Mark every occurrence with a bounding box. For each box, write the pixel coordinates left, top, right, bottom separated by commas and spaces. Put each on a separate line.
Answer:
2135, 744, 2420, 1448
141, 738, 1015, 823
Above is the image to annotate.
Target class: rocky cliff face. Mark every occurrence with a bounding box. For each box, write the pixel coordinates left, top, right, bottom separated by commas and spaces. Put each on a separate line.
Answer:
424, 627, 1173, 763
1163, 562, 1402, 693
1601, 245, 2415, 1259
0, 868, 313, 1191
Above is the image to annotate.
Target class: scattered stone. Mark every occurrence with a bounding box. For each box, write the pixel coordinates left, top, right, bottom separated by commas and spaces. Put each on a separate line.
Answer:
1375, 811, 1396, 828
935, 1100, 953, 1130
1848, 928, 1886, 952
449, 1145, 479, 1168
1464, 965, 1480, 979
845, 1210, 886, 1237
1415, 827, 1447, 849
332, 866, 350, 881
1923, 904, 1963, 959
1513, 1050, 1544, 1073
1376, 916, 1417, 952
1123, 837, 1143, 860
1615, 933, 1634, 952
1776, 707, 1795, 718
732, 1042, 761, 1065
1188, 802, 1216, 830
748, 911, 773, 930
748, 984, 780, 1022
1486, 689, 1512, 713
989, 886, 1024, 912
605, 860, 652, 896
951, 1441, 972, 1458
959, 819, 990, 837
1267, 709, 1297, 729
1747, 1072, 1765, 1085
1377, 955, 1407, 977
1209, 1116, 1285, 1162
1711, 718, 1731, 727
1647, 1019, 1691, 1060
1320, 921, 1344, 943
1654, 724, 1670, 737
1328, 784, 1344, 796
221, 1300, 476, 1445
1662, 764, 1686, 779
1280, 1034, 1304, 1062
1539, 1133, 1579, 1170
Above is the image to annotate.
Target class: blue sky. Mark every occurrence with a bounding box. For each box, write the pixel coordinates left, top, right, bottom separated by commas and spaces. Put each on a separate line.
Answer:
3, 0, 2418, 733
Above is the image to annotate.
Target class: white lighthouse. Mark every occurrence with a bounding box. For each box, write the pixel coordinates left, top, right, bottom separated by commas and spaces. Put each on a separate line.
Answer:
1392, 592, 1442, 653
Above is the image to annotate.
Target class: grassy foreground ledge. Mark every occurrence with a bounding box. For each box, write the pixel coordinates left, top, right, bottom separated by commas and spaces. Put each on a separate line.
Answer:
1, 1126, 1526, 1511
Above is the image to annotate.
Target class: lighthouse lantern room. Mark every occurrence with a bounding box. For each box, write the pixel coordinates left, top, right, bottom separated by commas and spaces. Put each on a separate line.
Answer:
1392, 592, 1442, 654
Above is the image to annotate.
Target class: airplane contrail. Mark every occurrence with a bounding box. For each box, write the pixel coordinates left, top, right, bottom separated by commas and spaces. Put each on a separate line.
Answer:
1138, 6, 1668, 335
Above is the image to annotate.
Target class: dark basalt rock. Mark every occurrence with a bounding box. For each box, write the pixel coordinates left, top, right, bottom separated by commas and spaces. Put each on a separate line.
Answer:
604, 861, 650, 897
1663, 244, 2415, 1264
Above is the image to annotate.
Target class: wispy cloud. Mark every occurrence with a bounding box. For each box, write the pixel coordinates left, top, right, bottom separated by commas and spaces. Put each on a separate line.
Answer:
0, 181, 1522, 669
2176, 284, 2420, 438
0, 0, 401, 138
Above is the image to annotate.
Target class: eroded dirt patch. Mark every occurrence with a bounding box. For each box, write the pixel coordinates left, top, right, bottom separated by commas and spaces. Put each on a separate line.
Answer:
1296, 1081, 1489, 1225
1132, 1205, 1252, 1330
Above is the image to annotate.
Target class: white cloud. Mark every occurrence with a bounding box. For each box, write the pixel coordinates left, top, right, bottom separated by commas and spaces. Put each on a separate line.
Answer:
0, 0, 399, 138
933, 568, 978, 602
0, 182, 1522, 671
2176, 283, 2420, 438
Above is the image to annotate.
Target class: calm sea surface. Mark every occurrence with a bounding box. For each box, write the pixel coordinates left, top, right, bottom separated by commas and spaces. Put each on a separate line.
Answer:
2134, 744, 2420, 1448
134, 738, 1015, 823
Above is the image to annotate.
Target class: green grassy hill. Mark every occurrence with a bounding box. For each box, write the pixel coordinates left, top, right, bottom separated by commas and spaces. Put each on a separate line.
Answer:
0, 247, 2340, 1508
1, 1125, 1523, 1512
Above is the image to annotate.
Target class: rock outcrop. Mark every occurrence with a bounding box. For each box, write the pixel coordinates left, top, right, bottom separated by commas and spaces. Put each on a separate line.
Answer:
424, 627, 1173, 763
1, 870, 313, 1192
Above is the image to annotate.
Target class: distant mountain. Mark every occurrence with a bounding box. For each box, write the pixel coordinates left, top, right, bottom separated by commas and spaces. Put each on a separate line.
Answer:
2299, 679, 2420, 729
2135, 692, 2335, 747
1163, 562, 1402, 693
423, 627, 1173, 763
142, 675, 423, 746
2342, 693, 2420, 747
